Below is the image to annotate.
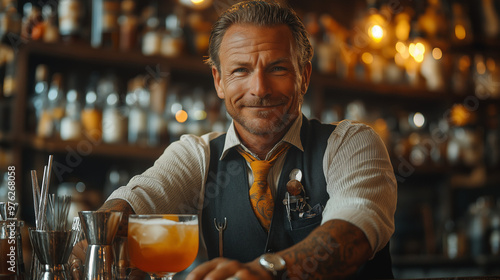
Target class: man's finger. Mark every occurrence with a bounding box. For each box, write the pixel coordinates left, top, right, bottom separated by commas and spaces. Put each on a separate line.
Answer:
186, 258, 232, 280
128, 267, 148, 280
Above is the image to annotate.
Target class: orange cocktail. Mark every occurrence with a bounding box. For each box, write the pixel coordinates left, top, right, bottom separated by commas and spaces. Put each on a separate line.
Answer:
128, 214, 198, 280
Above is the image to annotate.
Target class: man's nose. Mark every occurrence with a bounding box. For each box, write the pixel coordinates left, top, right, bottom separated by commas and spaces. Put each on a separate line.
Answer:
249, 70, 270, 98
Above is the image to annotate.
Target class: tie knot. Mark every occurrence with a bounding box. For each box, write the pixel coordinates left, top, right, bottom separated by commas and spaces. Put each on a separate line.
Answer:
250, 160, 273, 183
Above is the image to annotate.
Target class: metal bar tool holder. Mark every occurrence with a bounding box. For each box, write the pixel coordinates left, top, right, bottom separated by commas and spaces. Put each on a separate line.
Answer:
78, 211, 123, 280
28, 229, 78, 280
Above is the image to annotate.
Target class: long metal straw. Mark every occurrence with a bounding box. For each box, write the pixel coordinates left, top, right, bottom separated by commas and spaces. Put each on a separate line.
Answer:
35, 155, 54, 230
30, 170, 40, 229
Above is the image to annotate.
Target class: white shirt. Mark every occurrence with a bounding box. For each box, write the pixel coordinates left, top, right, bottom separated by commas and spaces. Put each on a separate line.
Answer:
107, 116, 397, 255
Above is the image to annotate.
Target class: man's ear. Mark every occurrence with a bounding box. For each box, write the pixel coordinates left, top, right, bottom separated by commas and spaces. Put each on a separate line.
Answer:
301, 61, 312, 94
212, 67, 225, 99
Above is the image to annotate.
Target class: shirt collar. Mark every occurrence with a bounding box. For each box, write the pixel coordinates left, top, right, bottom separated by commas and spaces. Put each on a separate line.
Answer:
220, 115, 304, 160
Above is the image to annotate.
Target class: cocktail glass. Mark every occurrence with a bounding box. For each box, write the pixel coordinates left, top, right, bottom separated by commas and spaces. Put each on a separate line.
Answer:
128, 214, 198, 280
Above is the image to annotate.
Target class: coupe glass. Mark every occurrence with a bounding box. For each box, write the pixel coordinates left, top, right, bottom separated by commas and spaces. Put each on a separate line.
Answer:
128, 214, 199, 280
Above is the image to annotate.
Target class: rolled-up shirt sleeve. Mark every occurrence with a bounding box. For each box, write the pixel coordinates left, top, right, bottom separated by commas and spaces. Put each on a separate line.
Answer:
321, 120, 397, 257
106, 132, 222, 215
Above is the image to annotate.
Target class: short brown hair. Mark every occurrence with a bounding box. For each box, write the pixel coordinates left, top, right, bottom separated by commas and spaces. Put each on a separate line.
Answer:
206, 0, 313, 72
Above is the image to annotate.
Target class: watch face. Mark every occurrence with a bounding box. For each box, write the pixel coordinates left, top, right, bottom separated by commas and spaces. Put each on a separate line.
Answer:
261, 253, 286, 271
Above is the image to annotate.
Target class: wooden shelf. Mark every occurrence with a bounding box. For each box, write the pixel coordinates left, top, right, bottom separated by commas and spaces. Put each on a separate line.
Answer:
18, 41, 211, 75
23, 135, 167, 160
311, 73, 450, 101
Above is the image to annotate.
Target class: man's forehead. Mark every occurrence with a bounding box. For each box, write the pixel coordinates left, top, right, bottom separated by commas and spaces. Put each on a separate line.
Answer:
220, 24, 294, 52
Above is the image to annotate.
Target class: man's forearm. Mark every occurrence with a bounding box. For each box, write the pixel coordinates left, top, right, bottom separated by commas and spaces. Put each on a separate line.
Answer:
280, 219, 372, 280
97, 198, 135, 237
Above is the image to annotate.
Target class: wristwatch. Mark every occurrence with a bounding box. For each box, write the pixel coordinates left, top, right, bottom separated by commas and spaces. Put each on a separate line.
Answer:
259, 253, 286, 279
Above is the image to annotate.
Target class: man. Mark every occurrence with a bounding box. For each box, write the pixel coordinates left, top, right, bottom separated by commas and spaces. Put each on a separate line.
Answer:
93, 1, 397, 279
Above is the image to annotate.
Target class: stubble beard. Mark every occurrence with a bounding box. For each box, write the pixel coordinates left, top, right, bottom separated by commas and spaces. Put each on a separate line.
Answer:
226, 96, 302, 137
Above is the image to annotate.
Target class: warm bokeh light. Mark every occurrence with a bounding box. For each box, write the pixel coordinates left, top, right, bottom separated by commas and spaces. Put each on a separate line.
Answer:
476, 59, 486, 75
394, 53, 405, 66
395, 18, 411, 41
362, 52, 374, 64
450, 104, 472, 126
409, 42, 425, 63
191, 0, 204, 4
458, 55, 471, 72
455, 24, 467, 40
175, 110, 188, 123
487, 58, 496, 72
432, 48, 443, 60
369, 25, 384, 42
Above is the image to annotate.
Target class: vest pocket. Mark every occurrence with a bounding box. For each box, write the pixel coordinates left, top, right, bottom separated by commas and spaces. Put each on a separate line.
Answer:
284, 209, 323, 244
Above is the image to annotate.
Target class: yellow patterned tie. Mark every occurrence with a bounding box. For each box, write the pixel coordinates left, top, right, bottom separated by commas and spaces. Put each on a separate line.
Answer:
237, 143, 291, 231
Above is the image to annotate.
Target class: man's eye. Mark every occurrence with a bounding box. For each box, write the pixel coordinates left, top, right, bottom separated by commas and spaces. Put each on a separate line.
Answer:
233, 68, 248, 73
272, 66, 287, 72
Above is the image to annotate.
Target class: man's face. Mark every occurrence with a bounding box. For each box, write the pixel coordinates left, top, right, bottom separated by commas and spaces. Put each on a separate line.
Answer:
212, 24, 311, 138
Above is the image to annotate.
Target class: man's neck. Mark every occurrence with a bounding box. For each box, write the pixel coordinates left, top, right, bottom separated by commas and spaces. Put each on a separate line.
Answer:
235, 123, 294, 159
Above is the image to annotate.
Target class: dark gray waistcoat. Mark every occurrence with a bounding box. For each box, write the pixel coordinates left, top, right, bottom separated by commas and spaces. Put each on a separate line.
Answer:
201, 116, 393, 279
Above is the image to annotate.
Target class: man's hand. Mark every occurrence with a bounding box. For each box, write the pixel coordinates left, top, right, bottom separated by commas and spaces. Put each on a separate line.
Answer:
186, 258, 273, 280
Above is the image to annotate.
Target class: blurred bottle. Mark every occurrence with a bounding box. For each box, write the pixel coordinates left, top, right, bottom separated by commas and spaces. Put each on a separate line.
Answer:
442, 219, 467, 259
103, 166, 129, 199
126, 76, 148, 146
60, 73, 82, 140
29, 64, 50, 133
186, 87, 207, 136
467, 197, 493, 258
2, 55, 16, 98
58, 0, 83, 42
481, 0, 500, 39
166, 85, 186, 142
490, 198, 500, 256
450, 2, 473, 45
40, 4, 60, 43
162, 8, 185, 57
91, 0, 120, 49
21, 2, 43, 41
102, 90, 126, 144
148, 76, 168, 146
81, 73, 103, 142
141, 5, 161, 56
118, 0, 138, 52
0, 1, 21, 44
49, 73, 66, 138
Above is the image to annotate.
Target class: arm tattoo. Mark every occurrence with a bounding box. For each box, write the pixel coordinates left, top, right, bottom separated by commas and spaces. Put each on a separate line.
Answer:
280, 220, 372, 280
97, 199, 135, 237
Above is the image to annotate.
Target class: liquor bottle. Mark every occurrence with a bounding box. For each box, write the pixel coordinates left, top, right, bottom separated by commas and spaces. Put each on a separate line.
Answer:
100, 72, 125, 144
141, 4, 161, 56
186, 87, 207, 136
47, 73, 66, 139
81, 73, 102, 142
2, 55, 16, 98
60, 73, 82, 140
102, 91, 126, 143
41, 4, 60, 43
37, 73, 64, 138
0, 1, 21, 45
118, 0, 138, 51
148, 77, 168, 146
91, 0, 120, 49
29, 64, 49, 133
58, 0, 83, 42
126, 76, 148, 145
162, 8, 185, 57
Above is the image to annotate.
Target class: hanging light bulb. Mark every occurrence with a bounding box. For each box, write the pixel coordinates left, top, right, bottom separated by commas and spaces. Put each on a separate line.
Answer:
178, 0, 213, 10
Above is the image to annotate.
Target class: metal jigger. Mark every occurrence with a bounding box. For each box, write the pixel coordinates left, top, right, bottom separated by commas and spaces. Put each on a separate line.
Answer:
29, 229, 78, 280
78, 211, 123, 280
